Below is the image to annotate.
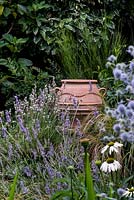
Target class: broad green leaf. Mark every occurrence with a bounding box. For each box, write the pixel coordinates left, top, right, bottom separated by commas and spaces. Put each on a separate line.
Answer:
18, 58, 33, 67
16, 38, 28, 44
2, 34, 13, 43
0, 40, 8, 48
17, 4, 27, 15
40, 29, 46, 40
3, 7, 11, 17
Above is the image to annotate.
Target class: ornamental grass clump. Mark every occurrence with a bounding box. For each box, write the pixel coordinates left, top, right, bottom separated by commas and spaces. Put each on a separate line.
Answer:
0, 85, 84, 199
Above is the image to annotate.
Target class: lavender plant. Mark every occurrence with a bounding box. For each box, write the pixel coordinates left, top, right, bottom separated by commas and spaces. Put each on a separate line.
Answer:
0, 85, 84, 199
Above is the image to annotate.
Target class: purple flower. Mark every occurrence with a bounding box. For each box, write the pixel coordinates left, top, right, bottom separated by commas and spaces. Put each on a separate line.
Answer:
113, 124, 121, 133
120, 132, 128, 142
129, 61, 134, 70
126, 45, 134, 57
35, 119, 40, 131
72, 97, 78, 109
46, 166, 55, 179
1, 127, 7, 138
5, 110, 11, 123
46, 143, 54, 157
126, 109, 133, 119
20, 181, 29, 194
128, 100, 134, 110
107, 55, 117, 63
127, 131, 134, 143
117, 104, 126, 115
23, 166, 32, 177
120, 73, 128, 83
64, 114, 71, 129
131, 79, 134, 88
0, 117, 2, 123
45, 183, 51, 195
113, 68, 122, 80
117, 188, 126, 196
37, 140, 46, 157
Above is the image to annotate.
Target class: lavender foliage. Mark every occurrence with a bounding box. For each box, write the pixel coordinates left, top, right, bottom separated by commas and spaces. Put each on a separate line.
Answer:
0, 85, 84, 198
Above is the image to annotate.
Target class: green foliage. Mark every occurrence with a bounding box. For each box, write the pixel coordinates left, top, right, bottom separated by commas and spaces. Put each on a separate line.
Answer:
56, 13, 125, 79
0, 0, 132, 109
8, 172, 18, 200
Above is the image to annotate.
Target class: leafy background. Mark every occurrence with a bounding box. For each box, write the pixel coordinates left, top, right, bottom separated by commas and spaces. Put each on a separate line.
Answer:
0, 0, 134, 109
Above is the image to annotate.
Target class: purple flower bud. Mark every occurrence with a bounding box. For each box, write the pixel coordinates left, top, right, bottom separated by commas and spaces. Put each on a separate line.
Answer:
45, 183, 51, 195
20, 181, 29, 194
1, 127, 7, 138
5, 110, 11, 123
72, 97, 78, 109
23, 166, 32, 177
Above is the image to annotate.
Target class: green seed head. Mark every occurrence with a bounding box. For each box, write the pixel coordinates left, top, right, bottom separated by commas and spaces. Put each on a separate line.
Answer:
106, 157, 114, 163
107, 141, 114, 146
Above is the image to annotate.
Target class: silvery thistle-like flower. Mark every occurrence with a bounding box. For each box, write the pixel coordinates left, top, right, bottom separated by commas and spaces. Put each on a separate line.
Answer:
107, 55, 117, 63
122, 187, 134, 198
127, 45, 134, 57
113, 68, 122, 80
100, 158, 121, 173
101, 141, 123, 155
129, 61, 134, 70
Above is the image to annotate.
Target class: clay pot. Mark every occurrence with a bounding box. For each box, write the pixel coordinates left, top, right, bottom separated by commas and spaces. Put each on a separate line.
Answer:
56, 79, 106, 123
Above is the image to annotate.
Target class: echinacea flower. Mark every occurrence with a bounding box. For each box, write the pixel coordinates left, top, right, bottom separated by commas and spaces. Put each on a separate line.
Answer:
122, 187, 134, 198
101, 141, 123, 155
100, 158, 121, 173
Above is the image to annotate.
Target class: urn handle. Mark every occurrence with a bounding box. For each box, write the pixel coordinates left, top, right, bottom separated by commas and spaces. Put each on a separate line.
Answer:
54, 87, 62, 93
98, 87, 106, 97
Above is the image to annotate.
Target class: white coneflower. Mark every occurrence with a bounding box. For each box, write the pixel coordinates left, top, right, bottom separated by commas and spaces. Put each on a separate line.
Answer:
100, 158, 121, 173
101, 141, 123, 155
122, 187, 134, 198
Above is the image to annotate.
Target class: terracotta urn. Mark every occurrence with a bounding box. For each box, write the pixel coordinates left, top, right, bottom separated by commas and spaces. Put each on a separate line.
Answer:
56, 79, 106, 123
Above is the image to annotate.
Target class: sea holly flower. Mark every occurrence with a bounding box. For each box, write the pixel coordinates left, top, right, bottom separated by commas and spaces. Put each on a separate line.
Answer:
100, 158, 121, 173
126, 45, 134, 57
107, 55, 117, 63
113, 68, 122, 80
122, 187, 134, 198
129, 61, 134, 70
117, 188, 126, 196
101, 141, 123, 155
